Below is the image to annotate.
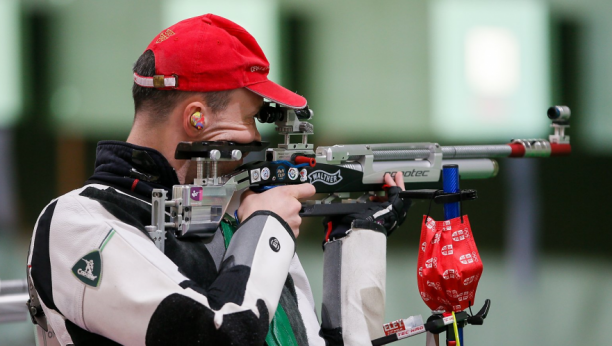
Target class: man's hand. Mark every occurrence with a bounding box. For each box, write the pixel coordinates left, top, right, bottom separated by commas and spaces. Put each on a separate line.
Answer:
323, 172, 410, 241
239, 184, 316, 237
371, 171, 405, 201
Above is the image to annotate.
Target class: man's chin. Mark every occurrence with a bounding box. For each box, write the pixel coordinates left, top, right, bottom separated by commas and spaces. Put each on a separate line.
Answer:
216, 159, 244, 177
183, 159, 245, 185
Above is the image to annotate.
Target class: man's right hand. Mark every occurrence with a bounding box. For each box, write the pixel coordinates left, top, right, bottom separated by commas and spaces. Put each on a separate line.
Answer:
238, 184, 316, 237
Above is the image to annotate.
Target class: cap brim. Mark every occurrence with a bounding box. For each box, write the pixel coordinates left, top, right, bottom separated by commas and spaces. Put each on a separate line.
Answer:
246, 80, 307, 109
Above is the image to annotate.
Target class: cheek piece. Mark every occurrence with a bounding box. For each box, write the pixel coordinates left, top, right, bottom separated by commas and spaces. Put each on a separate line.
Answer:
190, 111, 205, 130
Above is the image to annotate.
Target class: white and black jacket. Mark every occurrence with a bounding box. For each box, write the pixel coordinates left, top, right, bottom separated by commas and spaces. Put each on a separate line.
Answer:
27, 141, 326, 346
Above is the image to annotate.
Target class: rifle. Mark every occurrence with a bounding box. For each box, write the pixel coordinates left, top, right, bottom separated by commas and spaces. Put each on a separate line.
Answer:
145, 104, 571, 248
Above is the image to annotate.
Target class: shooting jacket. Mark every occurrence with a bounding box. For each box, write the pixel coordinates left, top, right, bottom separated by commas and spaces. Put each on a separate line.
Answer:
26, 141, 326, 346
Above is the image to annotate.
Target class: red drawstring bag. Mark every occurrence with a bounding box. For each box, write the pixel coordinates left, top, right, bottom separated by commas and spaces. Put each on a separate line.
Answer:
417, 215, 483, 312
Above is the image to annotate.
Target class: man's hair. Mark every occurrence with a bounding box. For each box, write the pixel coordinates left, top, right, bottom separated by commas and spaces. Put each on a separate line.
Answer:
132, 50, 233, 122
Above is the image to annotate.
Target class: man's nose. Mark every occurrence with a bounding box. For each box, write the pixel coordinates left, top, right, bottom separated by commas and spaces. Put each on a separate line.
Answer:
251, 127, 262, 142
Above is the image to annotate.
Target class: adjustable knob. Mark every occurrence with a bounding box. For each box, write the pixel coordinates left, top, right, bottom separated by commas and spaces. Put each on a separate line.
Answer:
209, 150, 221, 161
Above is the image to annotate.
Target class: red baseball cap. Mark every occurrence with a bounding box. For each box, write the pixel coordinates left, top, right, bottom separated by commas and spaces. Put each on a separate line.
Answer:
133, 14, 307, 109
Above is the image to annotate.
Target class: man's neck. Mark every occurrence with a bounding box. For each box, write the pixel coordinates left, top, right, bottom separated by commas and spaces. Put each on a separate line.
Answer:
127, 121, 190, 184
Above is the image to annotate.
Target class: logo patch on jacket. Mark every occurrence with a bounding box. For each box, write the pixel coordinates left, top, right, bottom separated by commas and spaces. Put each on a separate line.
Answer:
72, 250, 102, 287
269, 237, 281, 252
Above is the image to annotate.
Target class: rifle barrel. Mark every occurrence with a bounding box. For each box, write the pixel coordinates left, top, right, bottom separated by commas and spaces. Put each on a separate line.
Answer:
360, 145, 512, 161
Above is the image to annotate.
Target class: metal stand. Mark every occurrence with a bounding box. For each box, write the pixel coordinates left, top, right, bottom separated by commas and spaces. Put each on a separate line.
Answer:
0, 279, 28, 323
371, 300, 490, 345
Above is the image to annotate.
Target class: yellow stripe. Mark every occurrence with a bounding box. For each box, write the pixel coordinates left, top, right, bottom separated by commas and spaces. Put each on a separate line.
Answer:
451, 311, 461, 346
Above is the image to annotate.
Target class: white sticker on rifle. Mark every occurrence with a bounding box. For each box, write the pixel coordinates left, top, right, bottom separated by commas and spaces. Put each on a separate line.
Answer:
250, 169, 261, 183
308, 170, 343, 185
288, 167, 299, 180
261, 167, 270, 180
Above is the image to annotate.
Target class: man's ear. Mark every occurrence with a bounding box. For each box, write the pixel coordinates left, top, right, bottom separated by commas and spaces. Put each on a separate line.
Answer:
182, 101, 209, 138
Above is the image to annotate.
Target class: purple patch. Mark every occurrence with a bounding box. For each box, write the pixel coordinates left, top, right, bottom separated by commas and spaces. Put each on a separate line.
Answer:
190, 187, 203, 201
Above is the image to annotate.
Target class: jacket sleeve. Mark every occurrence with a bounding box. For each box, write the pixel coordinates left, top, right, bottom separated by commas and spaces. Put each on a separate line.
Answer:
320, 228, 387, 346
28, 192, 295, 346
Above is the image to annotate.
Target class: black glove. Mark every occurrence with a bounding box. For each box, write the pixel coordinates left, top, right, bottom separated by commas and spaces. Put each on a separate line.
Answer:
323, 187, 411, 243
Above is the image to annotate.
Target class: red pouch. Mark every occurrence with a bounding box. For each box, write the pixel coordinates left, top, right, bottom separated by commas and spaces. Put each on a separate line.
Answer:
417, 215, 483, 312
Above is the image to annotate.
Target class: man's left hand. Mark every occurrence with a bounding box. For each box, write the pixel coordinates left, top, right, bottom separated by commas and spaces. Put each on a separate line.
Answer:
323, 172, 411, 241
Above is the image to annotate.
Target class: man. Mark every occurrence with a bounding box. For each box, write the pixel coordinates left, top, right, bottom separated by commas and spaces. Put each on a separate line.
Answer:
27, 14, 408, 346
